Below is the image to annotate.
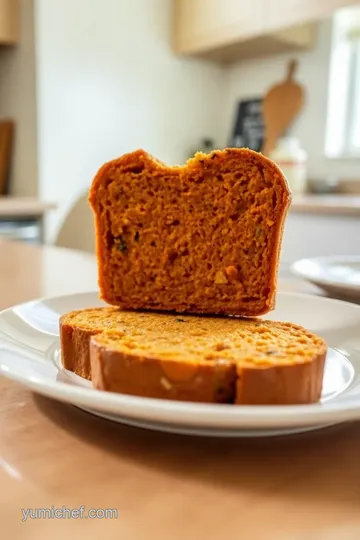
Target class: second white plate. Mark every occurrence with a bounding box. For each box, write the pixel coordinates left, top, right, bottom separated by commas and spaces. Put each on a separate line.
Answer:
291, 256, 360, 301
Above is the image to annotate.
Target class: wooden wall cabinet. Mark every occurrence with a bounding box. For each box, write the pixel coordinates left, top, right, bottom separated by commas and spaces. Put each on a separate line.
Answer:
0, 0, 19, 44
173, 0, 263, 55
173, 0, 359, 63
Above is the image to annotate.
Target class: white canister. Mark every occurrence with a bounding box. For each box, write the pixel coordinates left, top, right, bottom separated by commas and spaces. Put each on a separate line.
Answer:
269, 137, 308, 194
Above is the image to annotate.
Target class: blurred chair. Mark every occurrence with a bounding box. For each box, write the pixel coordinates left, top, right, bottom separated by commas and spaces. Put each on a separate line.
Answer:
55, 192, 95, 253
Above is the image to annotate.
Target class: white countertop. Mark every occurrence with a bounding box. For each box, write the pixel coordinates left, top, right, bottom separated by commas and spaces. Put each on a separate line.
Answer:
290, 195, 360, 216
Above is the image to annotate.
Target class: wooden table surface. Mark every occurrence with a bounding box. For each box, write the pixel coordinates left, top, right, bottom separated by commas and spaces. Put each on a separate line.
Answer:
1, 239, 360, 540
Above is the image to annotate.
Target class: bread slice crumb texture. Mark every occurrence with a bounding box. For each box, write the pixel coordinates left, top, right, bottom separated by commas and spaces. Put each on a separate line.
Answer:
88, 148, 291, 316
92, 317, 324, 367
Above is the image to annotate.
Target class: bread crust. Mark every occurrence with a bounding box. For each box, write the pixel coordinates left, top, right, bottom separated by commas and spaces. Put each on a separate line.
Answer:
88, 148, 291, 317
60, 319, 100, 380
59, 307, 126, 379
235, 350, 326, 405
90, 338, 326, 405
90, 342, 236, 404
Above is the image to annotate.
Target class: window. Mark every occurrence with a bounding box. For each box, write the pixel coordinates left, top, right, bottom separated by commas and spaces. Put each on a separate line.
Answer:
325, 6, 360, 158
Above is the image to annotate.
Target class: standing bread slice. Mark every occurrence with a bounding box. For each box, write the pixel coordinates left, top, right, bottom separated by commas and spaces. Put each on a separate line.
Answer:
88, 148, 291, 317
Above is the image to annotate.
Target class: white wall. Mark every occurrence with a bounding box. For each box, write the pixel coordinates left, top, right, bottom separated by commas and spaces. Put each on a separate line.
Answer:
0, 0, 38, 196
35, 0, 224, 241
219, 18, 360, 181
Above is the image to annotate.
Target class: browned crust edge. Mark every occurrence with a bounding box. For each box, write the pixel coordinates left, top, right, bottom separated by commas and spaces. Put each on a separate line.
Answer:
88, 338, 326, 406
90, 341, 237, 404
236, 348, 327, 405
60, 314, 101, 380
88, 148, 291, 317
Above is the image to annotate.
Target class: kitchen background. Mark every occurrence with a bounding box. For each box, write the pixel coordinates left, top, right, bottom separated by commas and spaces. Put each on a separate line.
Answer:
0, 0, 359, 274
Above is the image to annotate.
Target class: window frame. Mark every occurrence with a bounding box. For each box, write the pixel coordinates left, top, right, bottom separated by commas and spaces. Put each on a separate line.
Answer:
325, 7, 360, 159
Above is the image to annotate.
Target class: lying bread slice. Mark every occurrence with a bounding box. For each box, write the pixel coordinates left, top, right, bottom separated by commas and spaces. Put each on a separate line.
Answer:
90, 317, 326, 405
60, 307, 326, 404
88, 148, 291, 317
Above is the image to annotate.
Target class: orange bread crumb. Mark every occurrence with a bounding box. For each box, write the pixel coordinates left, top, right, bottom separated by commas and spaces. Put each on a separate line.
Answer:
88, 148, 291, 316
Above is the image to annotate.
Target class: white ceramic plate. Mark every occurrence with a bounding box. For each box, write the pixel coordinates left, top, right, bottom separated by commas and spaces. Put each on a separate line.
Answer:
1, 291, 360, 437
291, 256, 360, 301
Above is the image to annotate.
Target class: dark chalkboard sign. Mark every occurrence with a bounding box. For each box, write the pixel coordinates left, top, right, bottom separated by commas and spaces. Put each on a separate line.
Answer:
230, 98, 264, 152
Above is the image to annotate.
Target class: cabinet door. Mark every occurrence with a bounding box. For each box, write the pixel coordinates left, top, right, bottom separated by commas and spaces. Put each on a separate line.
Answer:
263, 0, 360, 33
0, 0, 19, 44
174, 0, 263, 54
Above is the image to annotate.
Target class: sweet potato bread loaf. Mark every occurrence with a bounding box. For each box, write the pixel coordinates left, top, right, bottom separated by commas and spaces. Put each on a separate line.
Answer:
60, 308, 326, 405
88, 148, 291, 316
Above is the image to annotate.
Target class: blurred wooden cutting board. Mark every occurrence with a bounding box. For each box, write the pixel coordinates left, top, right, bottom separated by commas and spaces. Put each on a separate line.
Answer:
0, 120, 14, 195
262, 60, 304, 156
